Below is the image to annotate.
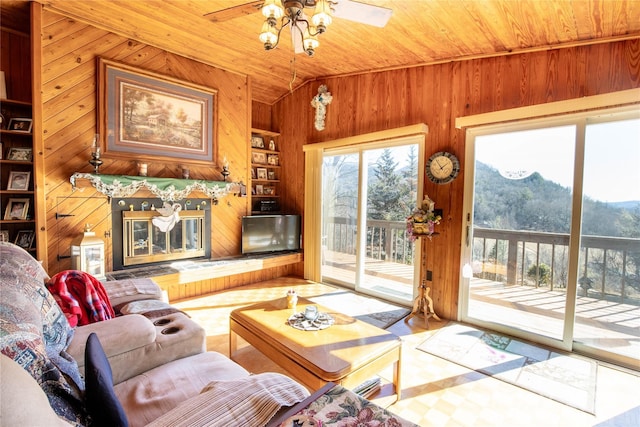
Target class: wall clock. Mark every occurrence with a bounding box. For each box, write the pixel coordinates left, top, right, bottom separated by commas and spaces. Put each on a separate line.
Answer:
426, 151, 460, 184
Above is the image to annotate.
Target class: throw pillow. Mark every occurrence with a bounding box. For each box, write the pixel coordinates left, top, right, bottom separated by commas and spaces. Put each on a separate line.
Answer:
0, 242, 87, 425
84, 333, 129, 427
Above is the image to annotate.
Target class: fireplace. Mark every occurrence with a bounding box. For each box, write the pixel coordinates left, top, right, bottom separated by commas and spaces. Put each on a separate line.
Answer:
111, 198, 211, 270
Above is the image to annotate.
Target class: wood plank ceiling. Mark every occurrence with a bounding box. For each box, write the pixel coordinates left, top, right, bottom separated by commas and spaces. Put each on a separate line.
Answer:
8, 0, 640, 104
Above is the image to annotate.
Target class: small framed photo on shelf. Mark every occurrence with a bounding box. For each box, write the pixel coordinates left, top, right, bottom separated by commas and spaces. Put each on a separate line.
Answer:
251, 135, 264, 148
256, 167, 268, 180
14, 230, 35, 249
267, 171, 276, 180
7, 118, 33, 133
0, 230, 9, 242
250, 168, 256, 179
4, 198, 30, 220
255, 184, 264, 195
263, 186, 275, 195
252, 152, 267, 164
7, 171, 31, 191
267, 153, 279, 166
268, 139, 276, 151
7, 147, 33, 162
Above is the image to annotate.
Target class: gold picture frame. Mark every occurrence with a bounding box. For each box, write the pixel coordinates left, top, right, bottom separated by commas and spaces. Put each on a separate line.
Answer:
252, 152, 267, 164
251, 135, 264, 148
7, 118, 33, 133
4, 198, 30, 220
14, 230, 35, 249
98, 58, 217, 166
7, 147, 33, 161
256, 167, 268, 180
7, 171, 30, 191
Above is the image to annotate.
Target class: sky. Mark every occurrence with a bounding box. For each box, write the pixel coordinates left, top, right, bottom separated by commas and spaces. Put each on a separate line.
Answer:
475, 118, 640, 203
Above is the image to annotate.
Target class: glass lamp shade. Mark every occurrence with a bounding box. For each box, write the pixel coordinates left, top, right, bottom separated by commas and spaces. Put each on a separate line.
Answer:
311, 0, 332, 29
262, 0, 284, 19
259, 20, 279, 46
70, 226, 106, 280
303, 27, 319, 50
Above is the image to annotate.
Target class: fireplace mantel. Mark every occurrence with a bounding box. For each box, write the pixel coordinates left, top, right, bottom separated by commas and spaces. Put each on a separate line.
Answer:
70, 173, 239, 202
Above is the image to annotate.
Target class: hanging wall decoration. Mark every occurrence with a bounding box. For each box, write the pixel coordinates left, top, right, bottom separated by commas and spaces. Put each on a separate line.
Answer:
311, 84, 332, 131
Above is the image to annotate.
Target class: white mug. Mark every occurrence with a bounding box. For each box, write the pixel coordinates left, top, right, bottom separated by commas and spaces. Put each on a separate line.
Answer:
304, 305, 318, 321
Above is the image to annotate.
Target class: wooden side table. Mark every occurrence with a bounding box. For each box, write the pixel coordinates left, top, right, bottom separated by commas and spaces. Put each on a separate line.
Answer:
405, 280, 441, 329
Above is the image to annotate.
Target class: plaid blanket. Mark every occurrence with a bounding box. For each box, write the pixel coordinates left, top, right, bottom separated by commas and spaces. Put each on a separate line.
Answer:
146, 373, 310, 427
46, 270, 115, 327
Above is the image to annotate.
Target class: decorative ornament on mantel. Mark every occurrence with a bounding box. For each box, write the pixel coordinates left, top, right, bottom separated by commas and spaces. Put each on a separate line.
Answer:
311, 84, 332, 131
152, 202, 182, 233
89, 134, 103, 174
406, 195, 442, 240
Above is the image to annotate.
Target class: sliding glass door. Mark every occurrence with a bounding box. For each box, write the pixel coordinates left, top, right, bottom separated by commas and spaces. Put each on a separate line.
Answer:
464, 124, 578, 342
574, 117, 640, 364
461, 108, 640, 368
320, 141, 421, 304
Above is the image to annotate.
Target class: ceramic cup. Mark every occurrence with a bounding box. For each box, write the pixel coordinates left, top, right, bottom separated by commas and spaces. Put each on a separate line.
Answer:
304, 305, 318, 321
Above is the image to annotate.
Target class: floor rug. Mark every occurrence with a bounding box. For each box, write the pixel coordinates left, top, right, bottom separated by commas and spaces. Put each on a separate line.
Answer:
417, 322, 598, 414
309, 290, 410, 329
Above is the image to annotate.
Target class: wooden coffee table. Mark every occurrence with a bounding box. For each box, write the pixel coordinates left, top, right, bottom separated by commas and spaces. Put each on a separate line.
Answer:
230, 296, 402, 400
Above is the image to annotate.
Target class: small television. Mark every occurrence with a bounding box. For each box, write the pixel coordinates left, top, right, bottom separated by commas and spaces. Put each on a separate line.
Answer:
241, 214, 301, 255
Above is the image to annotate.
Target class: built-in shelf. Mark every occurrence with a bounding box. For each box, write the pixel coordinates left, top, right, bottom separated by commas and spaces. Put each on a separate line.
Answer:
250, 128, 281, 215
0, 97, 36, 254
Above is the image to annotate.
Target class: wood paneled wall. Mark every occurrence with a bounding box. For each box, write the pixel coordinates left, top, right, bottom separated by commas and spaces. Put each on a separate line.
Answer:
273, 40, 640, 319
33, 3, 639, 310
251, 101, 276, 132
40, 9, 252, 274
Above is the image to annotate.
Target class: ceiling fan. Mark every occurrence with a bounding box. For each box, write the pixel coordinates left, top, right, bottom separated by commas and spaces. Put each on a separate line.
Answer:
204, 0, 392, 56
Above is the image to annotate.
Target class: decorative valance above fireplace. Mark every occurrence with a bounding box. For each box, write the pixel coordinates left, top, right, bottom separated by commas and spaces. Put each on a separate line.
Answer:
70, 173, 239, 202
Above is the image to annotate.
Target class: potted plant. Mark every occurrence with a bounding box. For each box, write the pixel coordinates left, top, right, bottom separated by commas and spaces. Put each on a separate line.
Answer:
407, 195, 442, 241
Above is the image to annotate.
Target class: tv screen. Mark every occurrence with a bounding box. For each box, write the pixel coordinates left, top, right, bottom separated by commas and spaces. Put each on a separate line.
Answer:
241, 215, 301, 255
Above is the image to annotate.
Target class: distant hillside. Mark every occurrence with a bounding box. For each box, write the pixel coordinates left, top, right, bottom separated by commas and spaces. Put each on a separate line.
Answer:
474, 162, 640, 238
609, 200, 640, 210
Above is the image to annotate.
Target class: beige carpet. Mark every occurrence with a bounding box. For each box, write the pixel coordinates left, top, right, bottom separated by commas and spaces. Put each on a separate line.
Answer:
418, 322, 598, 414
309, 290, 410, 329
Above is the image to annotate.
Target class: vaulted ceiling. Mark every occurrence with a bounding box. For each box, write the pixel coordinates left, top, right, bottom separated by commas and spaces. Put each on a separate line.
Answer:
7, 0, 640, 104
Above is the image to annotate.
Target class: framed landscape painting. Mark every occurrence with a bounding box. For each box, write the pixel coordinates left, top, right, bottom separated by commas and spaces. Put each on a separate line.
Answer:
98, 58, 217, 165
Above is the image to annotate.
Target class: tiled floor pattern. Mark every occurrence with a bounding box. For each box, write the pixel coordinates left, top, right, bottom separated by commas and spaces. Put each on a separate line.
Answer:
174, 277, 640, 427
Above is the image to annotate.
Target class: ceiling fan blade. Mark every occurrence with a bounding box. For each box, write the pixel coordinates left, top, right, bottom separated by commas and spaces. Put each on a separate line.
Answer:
332, 0, 393, 28
204, 1, 263, 22
291, 24, 305, 54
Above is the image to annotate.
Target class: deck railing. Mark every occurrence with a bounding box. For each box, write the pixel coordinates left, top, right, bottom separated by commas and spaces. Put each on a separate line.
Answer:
472, 228, 640, 304
323, 217, 640, 304
323, 216, 413, 265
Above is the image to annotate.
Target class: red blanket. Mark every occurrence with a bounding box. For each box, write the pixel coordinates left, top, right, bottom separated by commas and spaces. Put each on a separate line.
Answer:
46, 270, 115, 327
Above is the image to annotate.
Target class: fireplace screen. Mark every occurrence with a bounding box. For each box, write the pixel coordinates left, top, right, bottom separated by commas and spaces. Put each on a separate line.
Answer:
122, 210, 205, 266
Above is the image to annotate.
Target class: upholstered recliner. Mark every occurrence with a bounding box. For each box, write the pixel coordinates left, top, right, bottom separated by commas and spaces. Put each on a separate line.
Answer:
0, 242, 308, 426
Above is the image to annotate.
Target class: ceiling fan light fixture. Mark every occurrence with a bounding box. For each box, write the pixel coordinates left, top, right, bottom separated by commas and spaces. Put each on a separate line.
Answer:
262, 0, 284, 19
259, 20, 279, 49
311, 0, 332, 32
302, 26, 319, 56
